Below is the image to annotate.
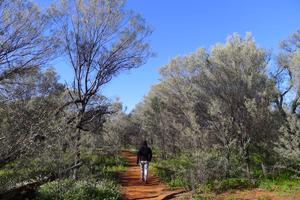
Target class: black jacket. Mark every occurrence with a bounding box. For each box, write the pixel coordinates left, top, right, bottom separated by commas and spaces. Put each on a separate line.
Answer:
137, 146, 152, 164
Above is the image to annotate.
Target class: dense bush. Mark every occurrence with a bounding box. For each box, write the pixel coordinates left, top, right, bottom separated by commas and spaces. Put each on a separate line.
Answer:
35, 153, 126, 200
36, 179, 120, 200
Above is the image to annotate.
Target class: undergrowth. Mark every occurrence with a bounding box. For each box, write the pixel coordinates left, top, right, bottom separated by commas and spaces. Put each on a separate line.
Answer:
35, 151, 127, 200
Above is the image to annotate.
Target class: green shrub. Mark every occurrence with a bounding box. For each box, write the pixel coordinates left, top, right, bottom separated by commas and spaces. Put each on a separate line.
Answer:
35, 152, 126, 200
259, 176, 300, 193
151, 164, 174, 182
151, 153, 192, 188
36, 179, 121, 200
258, 170, 297, 192
82, 153, 126, 170
168, 177, 187, 188
79, 153, 126, 181
209, 178, 254, 193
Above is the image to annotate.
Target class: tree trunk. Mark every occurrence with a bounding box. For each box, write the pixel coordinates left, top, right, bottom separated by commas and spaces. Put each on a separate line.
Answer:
171, 133, 176, 155
245, 148, 251, 179
225, 149, 230, 178
189, 168, 195, 192
73, 128, 81, 179
261, 162, 267, 177
245, 159, 251, 180
161, 134, 166, 159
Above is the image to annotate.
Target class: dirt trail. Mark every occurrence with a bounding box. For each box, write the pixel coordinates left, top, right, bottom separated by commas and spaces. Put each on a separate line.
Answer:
120, 151, 185, 200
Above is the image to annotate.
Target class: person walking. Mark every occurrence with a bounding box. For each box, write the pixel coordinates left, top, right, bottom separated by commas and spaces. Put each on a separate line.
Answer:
137, 140, 152, 182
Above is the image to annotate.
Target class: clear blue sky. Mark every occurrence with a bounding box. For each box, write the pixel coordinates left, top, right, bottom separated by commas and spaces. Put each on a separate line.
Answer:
37, 0, 300, 112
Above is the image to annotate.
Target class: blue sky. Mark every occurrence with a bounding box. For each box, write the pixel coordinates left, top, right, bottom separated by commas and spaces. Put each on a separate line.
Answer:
37, 0, 300, 112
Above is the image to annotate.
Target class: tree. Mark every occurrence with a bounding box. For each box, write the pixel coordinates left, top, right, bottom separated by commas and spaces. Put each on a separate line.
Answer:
50, 0, 152, 178
200, 34, 278, 178
0, 0, 56, 85
0, 68, 73, 193
275, 115, 300, 174
277, 29, 300, 115
0, 68, 65, 166
274, 29, 300, 174
131, 33, 280, 181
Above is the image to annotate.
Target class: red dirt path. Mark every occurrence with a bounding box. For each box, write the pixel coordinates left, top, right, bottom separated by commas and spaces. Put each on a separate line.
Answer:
120, 151, 185, 200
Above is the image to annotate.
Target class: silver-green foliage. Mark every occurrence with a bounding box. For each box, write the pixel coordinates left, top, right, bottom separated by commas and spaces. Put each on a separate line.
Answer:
0, 0, 57, 82
131, 33, 280, 181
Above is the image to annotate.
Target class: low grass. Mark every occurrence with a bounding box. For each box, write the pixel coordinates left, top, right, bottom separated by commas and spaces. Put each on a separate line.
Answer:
258, 172, 300, 194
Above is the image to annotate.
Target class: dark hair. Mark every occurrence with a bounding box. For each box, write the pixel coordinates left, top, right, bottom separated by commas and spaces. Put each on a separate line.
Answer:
142, 140, 148, 147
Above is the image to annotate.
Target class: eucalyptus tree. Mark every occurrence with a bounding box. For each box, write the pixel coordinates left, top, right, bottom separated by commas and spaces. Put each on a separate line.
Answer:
0, 0, 56, 86
134, 34, 280, 180
50, 0, 152, 178
139, 51, 207, 158
278, 29, 300, 114
0, 68, 70, 193
274, 29, 300, 173
275, 115, 300, 174
0, 0, 61, 169
158, 49, 209, 149
0, 68, 65, 164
